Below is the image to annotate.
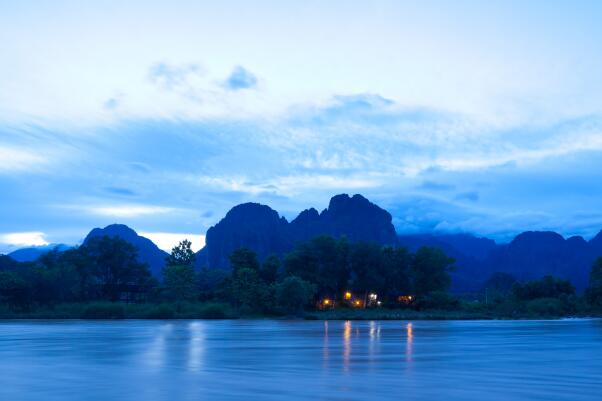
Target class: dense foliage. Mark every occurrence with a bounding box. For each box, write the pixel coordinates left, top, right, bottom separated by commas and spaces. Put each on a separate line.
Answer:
1, 235, 601, 318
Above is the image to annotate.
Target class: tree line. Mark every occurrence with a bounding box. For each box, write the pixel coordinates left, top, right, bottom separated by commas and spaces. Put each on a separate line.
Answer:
1, 234, 602, 317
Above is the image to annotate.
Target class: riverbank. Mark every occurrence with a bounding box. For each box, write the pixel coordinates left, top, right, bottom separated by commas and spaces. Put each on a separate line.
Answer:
1, 302, 600, 320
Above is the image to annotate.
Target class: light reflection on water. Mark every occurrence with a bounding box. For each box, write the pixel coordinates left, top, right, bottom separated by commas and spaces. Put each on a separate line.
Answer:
0, 319, 601, 401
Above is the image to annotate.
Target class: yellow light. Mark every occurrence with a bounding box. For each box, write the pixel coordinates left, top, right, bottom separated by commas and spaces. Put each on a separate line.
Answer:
354, 300, 361, 306
323, 299, 330, 305
344, 292, 352, 300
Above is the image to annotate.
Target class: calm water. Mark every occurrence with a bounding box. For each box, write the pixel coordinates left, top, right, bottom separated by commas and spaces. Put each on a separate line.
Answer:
0, 319, 600, 401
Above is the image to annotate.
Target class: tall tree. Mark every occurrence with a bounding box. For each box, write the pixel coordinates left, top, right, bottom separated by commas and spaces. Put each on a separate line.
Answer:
163, 240, 198, 302
81, 236, 151, 302
274, 276, 316, 315
229, 248, 260, 273
165, 239, 196, 267
411, 247, 455, 297
260, 255, 281, 284
163, 264, 197, 302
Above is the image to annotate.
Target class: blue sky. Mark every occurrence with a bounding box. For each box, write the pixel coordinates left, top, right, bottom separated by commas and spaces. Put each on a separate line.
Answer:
1, 1, 602, 253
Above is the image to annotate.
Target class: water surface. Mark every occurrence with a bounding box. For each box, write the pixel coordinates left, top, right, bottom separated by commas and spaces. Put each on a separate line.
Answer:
0, 319, 600, 400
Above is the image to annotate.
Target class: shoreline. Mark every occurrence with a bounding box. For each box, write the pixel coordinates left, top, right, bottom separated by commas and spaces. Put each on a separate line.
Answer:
1, 302, 599, 321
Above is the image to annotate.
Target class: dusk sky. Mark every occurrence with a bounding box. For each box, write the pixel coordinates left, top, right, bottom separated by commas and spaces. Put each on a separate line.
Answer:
2, 0, 602, 253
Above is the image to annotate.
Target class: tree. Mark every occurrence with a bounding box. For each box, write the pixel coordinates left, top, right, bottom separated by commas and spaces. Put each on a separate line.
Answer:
411, 247, 455, 298
586, 258, 602, 307
197, 268, 230, 301
166, 239, 196, 267
81, 236, 152, 302
483, 272, 517, 294
313, 236, 349, 297
229, 248, 260, 273
284, 244, 319, 284
482, 272, 517, 302
163, 264, 197, 302
260, 255, 280, 284
231, 267, 268, 311
274, 276, 316, 315
0, 271, 31, 310
512, 275, 575, 301
381, 246, 412, 299
349, 241, 385, 298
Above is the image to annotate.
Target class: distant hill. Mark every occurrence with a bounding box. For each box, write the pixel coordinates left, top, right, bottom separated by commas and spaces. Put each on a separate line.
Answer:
197, 193, 602, 292
485, 231, 602, 291
198, 193, 397, 269
8, 244, 72, 262
398, 233, 498, 292
84, 224, 168, 278
399, 230, 602, 292
6, 196, 602, 291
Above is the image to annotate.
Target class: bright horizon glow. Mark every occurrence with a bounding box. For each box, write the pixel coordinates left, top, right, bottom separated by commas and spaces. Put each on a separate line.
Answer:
0, 232, 49, 250
139, 232, 205, 253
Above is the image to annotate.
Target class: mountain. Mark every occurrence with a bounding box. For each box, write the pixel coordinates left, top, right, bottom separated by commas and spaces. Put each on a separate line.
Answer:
8, 244, 72, 262
198, 193, 397, 269
290, 194, 398, 245
84, 224, 168, 277
485, 231, 595, 291
202, 203, 291, 269
198, 193, 601, 291
398, 233, 498, 292
0, 255, 17, 270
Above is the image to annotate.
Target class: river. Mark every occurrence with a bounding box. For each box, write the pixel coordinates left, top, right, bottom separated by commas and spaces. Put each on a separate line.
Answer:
0, 319, 600, 400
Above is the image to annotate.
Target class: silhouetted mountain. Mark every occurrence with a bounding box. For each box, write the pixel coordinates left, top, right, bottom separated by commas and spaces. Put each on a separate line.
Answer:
202, 203, 291, 269
0, 255, 17, 270
84, 224, 168, 277
198, 194, 397, 269
291, 194, 398, 245
485, 231, 595, 291
398, 233, 498, 292
199, 194, 601, 291
8, 244, 72, 262
590, 230, 602, 257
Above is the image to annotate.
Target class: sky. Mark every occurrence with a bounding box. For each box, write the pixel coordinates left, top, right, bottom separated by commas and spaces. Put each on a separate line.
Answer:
1, 0, 602, 253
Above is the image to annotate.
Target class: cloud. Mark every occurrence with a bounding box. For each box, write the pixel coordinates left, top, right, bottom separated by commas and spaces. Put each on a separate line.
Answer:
104, 187, 137, 196
148, 62, 203, 91
454, 191, 480, 202
195, 173, 381, 197
0, 232, 49, 248
0, 145, 48, 173
223, 66, 257, 91
139, 232, 205, 252
418, 181, 456, 191
103, 94, 124, 111
82, 204, 175, 218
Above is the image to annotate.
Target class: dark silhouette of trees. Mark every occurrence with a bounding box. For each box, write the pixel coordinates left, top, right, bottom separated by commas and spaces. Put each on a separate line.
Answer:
81, 236, 152, 302
586, 258, 602, 307
512, 275, 575, 300
165, 239, 196, 267
274, 276, 315, 315
230, 248, 260, 273
411, 247, 455, 297
163, 240, 197, 302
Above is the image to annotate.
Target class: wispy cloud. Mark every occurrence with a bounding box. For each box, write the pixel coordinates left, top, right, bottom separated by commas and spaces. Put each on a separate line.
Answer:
0, 232, 49, 248
0, 145, 48, 173
223, 66, 257, 91
79, 204, 176, 218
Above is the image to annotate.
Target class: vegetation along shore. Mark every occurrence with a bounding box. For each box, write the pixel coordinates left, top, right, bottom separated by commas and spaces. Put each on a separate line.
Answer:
1, 234, 602, 320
